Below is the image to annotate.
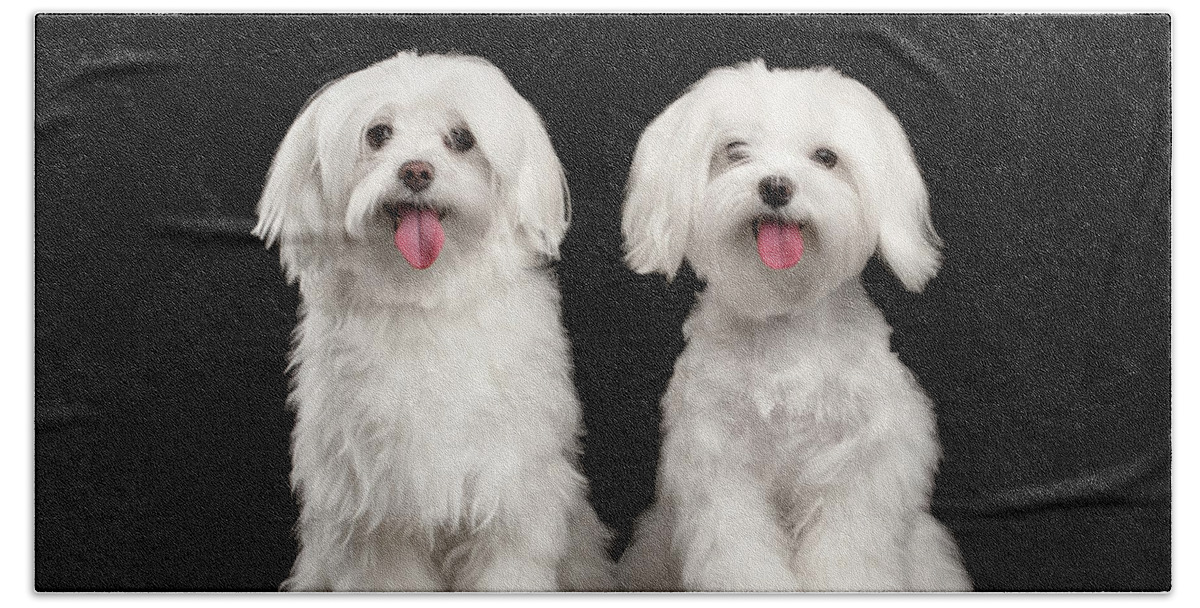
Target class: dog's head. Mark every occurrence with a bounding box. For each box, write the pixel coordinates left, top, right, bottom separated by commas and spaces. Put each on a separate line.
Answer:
622, 61, 941, 315
254, 51, 568, 285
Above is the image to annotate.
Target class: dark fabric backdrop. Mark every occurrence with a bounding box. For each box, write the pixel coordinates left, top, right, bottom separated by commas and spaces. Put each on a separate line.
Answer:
34, 14, 1171, 592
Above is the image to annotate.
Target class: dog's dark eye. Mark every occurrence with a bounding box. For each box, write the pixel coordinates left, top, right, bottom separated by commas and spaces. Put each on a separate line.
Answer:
445, 127, 475, 153
813, 148, 838, 169
365, 124, 393, 150
725, 141, 750, 162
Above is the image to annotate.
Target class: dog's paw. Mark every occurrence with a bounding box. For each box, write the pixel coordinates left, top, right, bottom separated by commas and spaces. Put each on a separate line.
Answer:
682, 558, 798, 592
456, 558, 559, 592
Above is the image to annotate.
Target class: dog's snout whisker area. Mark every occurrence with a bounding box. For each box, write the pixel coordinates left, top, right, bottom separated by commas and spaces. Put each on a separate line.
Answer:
758, 176, 794, 209
399, 160, 435, 192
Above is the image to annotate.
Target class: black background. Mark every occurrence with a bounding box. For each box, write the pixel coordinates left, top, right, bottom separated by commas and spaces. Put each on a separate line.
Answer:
34, 14, 1171, 591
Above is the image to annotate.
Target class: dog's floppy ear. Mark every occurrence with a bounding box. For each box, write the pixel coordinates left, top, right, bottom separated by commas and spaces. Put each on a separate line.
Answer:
622, 92, 715, 280
507, 107, 570, 260
253, 79, 342, 281
453, 59, 569, 259
841, 79, 943, 292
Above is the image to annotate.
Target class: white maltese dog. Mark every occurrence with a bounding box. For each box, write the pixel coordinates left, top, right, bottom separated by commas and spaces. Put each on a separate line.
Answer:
253, 51, 614, 592
616, 60, 971, 592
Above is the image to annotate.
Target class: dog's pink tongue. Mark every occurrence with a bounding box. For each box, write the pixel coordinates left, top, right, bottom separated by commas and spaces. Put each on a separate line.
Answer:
756, 219, 804, 270
394, 207, 444, 270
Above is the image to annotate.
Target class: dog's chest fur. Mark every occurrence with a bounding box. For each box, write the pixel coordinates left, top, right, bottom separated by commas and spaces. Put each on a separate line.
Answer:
670, 288, 924, 494
288, 273, 580, 531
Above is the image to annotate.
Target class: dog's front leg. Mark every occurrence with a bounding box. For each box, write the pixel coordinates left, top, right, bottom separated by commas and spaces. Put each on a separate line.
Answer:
790, 447, 948, 591
661, 420, 798, 592
789, 487, 908, 591
450, 461, 577, 592
287, 519, 446, 592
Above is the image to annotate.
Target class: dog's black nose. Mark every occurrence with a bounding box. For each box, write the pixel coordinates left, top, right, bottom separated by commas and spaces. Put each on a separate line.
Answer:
758, 176, 794, 209
400, 160, 435, 192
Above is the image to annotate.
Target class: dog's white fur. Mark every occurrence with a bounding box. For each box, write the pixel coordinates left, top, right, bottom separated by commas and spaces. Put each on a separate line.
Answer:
254, 51, 614, 591
616, 61, 971, 592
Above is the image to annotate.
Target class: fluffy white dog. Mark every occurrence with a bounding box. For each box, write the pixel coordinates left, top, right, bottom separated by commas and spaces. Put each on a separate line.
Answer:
616, 60, 971, 592
253, 51, 614, 592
